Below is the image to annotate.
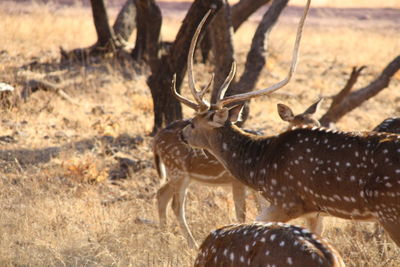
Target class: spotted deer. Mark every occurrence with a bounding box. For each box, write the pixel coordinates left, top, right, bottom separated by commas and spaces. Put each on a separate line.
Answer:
154, 120, 262, 248
278, 104, 400, 235
173, 0, 400, 247
154, 100, 323, 247
194, 222, 345, 267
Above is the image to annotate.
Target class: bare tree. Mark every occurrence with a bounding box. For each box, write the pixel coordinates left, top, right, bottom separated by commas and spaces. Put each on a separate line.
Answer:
320, 55, 400, 126
61, 0, 131, 60
59, 0, 286, 133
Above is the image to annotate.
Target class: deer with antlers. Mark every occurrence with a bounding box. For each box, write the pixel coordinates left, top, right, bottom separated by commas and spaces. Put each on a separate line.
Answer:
154, 99, 322, 247
173, 0, 400, 247
194, 222, 345, 267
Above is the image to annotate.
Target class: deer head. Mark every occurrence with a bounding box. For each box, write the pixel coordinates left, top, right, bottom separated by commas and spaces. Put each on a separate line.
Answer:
277, 98, 323, 128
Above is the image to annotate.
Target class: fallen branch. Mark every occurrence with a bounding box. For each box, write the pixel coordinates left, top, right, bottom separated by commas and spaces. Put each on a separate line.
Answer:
329, 66, 366, 108
22, 79, 79, 105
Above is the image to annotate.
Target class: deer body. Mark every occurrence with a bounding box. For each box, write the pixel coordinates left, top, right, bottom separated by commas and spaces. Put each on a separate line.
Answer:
194, 222, 345, 267
183, 118, 400, 245
173, 0, 400, 247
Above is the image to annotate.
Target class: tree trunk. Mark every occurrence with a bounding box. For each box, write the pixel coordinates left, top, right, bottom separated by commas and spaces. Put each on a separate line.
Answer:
147, 0, 224, 135
231, 0, 271, 31
132, 0, 162, 64
113, 0, 137, 42
209, 1, 235, 103
90, 0, 117, 48
200, 0, 270, 64
60, 0, 130, 61
319, 55, 400, 126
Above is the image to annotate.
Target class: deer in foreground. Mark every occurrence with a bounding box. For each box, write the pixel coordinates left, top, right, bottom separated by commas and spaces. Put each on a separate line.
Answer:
154, 100, 322, 248
173, 0, 400, 247
194, 222, 345, 267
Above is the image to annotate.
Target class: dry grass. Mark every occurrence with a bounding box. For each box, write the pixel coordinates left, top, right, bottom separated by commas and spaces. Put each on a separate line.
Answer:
1, 1, 400, 266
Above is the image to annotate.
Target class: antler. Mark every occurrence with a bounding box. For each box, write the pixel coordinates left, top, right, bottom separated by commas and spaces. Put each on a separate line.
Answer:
171, 74, 199, 110
215, 62, 237, 103
173, 0, 310, 111
171, 10, 214, 111
216, 0, 311, 108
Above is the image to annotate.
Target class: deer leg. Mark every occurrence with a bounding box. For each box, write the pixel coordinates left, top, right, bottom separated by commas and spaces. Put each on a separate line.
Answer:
378, 220, 400, 246
255, 205, 294, 222
231, 180, 246, 222
305, 214, 324, 235
254, 191, 268, 213
156, 179, 177, 229
170, 177, 198, 248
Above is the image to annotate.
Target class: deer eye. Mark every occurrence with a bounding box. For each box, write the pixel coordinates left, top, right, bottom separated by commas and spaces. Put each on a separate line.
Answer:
190, 123, 195, 129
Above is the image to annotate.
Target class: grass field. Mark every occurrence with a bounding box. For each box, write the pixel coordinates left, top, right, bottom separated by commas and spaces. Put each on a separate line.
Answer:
1, 1, 400, 266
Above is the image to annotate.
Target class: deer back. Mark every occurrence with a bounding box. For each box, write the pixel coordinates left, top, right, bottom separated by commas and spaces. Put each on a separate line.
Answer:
194, 222, 344, 267
373, 117, 400, 134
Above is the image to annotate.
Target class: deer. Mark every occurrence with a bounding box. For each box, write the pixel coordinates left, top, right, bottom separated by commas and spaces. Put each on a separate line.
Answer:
278, 103, 400, 236
154, 99, 323, 248
194, 222, 345, 267
173, 0, 400, 248
154, 120, 261, 248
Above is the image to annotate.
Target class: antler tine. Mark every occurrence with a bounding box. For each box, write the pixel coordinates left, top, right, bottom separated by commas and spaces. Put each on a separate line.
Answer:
199, 73, 215, 100
216, 61, 237, 104
188, 10, 212, 109
170, 74, 199, 110
218, 0, 311, 108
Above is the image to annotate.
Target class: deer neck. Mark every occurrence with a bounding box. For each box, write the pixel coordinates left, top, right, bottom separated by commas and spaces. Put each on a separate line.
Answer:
206, 123, 275, 189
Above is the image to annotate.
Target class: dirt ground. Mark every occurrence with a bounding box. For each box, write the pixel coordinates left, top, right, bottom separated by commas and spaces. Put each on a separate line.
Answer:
0, 1, 400, 266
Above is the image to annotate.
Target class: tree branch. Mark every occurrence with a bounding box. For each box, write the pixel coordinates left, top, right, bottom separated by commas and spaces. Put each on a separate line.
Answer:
329, 66, 366, 109
231, 0, 271, 31
320, 55, 400, 126
113, 0, 137, 42
210, 1, 235, 103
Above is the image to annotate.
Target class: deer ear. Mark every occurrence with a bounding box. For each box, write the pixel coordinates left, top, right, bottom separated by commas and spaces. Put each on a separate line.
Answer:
211, 108, 229, 127
211, 105, 244, 127
228, 104, 244, 123
277, 103, 294, 122
303, 98, 323, 115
